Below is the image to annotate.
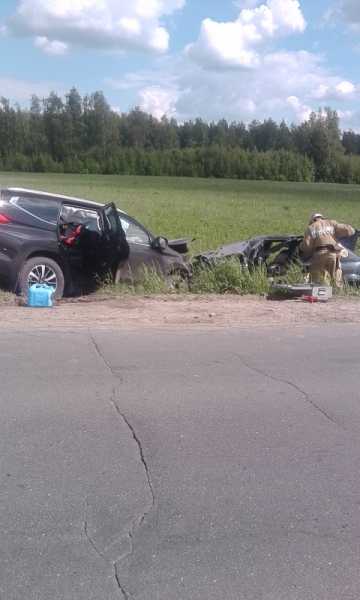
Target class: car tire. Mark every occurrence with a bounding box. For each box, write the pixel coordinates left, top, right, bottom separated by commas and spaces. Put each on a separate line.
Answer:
18, 256, 65, 299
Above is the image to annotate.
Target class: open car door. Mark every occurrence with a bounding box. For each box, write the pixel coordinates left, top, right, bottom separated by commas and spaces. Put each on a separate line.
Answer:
98, 202, 124, 272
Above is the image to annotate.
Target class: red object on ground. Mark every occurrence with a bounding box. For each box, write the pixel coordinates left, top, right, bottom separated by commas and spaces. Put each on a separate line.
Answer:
302, 295, 319, 303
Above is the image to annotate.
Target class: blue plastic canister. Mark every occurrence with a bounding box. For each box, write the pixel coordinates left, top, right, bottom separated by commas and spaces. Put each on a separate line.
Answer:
27, 284, 55, 307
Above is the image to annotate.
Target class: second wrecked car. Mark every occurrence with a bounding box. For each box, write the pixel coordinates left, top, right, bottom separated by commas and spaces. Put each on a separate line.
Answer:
195, 232, 360, 285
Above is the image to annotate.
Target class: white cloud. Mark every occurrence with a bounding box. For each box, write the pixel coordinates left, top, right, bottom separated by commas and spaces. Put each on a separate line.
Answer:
138, 85, 179, 119
286, 95, 311, 121
119, 1, 352, 125
0, 77, 63, 103
233, 1, 262, 8
109, 48, 359, 126
335, 80, 356, 95
34, 36, 68, 55
336, 109, 360, 132
6, 0, 185, 55
186, 0, 306, 70
311, 79, 356, 101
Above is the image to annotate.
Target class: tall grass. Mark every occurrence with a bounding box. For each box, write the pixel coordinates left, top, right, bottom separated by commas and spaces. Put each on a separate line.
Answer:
97, 255, 360, 299
98, 265, 170, 296
190, 259, 270, 295
335, 282, 360, 297
276, 262, 307, 285
98, 261, 272, 296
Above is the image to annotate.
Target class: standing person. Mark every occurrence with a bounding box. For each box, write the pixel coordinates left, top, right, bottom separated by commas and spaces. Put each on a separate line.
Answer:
300, 213, 355, 286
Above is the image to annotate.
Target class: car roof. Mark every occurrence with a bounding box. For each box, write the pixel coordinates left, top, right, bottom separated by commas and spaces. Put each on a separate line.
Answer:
2, 187, 127, 216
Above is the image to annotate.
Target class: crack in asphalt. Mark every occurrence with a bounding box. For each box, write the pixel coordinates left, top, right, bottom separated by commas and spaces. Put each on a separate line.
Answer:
89, 332, 124, 383
89, 333, 155, 599
234, 353, 343, 430
110, 395, 156, 514
114, 563, 130, 600
83, 499, 128, 600
83, 499, 105, 561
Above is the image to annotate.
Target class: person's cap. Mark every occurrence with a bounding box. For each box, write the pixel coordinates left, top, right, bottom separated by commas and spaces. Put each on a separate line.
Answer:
309, 212, 324, 224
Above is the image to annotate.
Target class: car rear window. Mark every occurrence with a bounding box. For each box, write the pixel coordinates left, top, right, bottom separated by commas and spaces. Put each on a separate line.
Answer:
11, 196, 60, 225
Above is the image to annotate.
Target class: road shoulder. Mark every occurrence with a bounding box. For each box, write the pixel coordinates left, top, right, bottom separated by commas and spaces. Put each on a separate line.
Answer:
1, 294, 359, 330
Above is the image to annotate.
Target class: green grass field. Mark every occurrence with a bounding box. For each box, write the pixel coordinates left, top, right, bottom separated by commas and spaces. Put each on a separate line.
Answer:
1, 172, 360, 254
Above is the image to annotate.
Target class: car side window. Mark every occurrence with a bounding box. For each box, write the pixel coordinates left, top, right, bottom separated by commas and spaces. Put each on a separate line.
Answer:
120, 216, 150, 245
10, 195, 60, 225
60, 205, 101, 232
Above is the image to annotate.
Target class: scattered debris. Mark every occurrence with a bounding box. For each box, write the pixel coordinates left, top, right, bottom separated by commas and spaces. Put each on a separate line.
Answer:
269, 283, 333, 301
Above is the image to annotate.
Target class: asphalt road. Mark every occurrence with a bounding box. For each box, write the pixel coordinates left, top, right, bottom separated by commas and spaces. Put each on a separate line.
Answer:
1, 324, 360, 600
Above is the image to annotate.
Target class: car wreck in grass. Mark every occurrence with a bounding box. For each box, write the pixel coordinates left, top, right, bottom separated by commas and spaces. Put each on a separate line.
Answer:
0, 187, 191, 299
195, 230, 360, 285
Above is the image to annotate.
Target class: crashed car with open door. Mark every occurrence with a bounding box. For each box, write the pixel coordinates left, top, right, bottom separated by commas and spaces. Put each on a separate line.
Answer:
0, 188, 127, 298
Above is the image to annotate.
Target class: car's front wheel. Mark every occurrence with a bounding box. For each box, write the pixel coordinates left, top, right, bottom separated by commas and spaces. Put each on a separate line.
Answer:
18, 257, 65, 299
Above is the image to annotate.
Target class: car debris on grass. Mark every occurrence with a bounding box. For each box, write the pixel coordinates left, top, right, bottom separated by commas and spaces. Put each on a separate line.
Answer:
194, 230, 360, 286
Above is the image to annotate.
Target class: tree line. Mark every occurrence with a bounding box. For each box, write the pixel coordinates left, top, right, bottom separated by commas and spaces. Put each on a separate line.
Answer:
0, 87, 360, 183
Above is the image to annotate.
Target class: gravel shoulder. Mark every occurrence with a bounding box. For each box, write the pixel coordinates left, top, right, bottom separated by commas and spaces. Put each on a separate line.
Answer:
1, 293, 359, 330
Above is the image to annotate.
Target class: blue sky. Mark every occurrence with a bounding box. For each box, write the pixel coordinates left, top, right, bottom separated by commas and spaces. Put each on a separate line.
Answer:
0, 0, 360, 129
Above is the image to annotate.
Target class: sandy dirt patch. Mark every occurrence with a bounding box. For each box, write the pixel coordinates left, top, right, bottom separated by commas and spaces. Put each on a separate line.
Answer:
0, 294, 359, 331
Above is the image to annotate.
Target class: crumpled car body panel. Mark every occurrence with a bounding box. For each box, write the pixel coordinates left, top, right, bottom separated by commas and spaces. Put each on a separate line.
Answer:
167, 238, 191, 254
196, 235, 303, 266
195, 230, 360, 284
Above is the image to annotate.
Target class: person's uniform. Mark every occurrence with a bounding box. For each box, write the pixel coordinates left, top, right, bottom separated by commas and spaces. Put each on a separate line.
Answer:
300, 215, 355, 286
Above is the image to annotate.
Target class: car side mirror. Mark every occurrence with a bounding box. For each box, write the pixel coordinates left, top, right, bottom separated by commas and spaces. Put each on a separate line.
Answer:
152, 236, 168, 251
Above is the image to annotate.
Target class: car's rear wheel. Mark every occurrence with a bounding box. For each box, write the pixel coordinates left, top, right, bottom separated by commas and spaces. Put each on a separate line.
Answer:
19, 257, 65, 299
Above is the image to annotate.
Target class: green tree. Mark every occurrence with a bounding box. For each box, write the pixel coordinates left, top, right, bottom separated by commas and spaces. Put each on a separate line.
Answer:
43, 92, 66, 161
293, 108, 343, 181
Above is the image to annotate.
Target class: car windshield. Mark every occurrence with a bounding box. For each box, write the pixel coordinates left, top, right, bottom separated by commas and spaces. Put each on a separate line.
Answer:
120, 215, 150, 245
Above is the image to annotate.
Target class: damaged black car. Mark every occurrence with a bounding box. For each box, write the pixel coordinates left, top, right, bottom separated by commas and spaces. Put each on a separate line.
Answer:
196, 231, 360, 285
0, 187, 190, 298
